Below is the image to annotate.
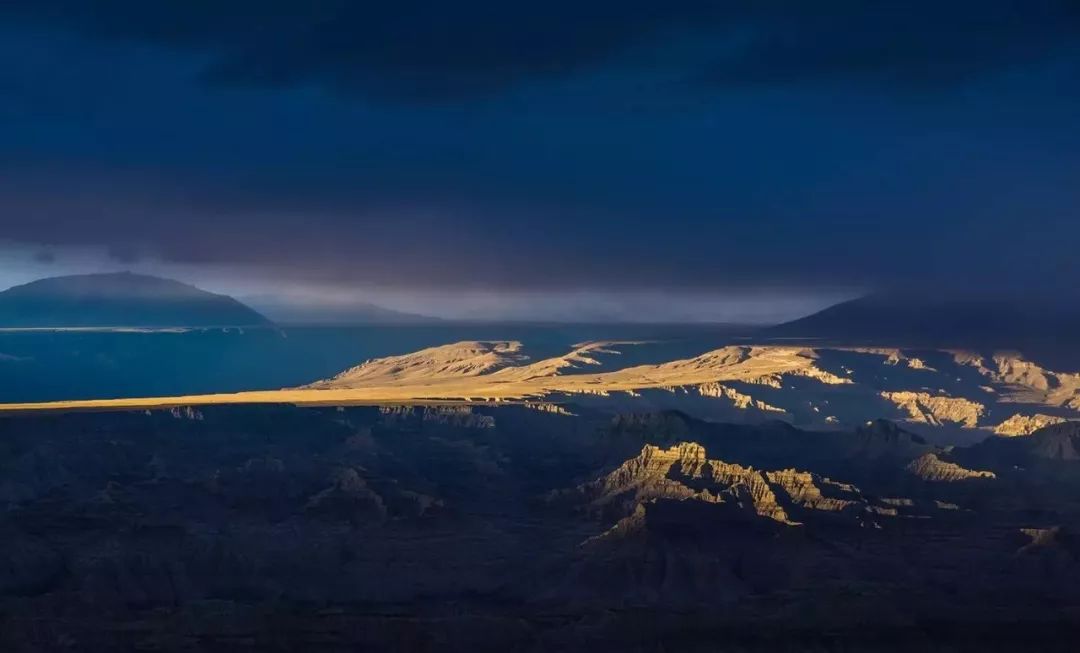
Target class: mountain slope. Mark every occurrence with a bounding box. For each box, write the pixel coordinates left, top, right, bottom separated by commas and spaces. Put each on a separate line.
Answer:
966, 421, 1080, 464
770, 293, 1080, 349
0, 272, 270, 328
304, 341, 530, 389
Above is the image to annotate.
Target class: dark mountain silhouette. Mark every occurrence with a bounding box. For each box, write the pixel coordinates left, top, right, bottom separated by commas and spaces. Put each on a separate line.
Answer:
770, 293, 1080, 350
0, 272, 271, 328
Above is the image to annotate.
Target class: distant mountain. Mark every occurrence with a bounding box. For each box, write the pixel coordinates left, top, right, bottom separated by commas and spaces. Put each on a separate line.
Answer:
769, 293, 1080, 348
242, 294, 437, 325
0, 272, 270, 328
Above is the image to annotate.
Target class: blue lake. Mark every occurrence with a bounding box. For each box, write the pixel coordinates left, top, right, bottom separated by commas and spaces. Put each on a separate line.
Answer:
0, 323, 754, 402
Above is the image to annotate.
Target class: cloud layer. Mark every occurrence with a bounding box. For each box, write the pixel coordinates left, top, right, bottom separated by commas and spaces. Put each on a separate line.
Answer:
1, 1, 1078, 305
5, 1, 1079, 99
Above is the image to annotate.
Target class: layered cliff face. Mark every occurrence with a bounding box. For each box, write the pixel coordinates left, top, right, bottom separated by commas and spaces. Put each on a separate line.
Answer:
994, 413, 1068, 436
957, 353, 1080, 410
765, 469, 865, 515
565, 442, 794, 524
695, 382, 788, 414
879, 391, 984, 428
541, 417, 1080, 617
562, 441, 929, 531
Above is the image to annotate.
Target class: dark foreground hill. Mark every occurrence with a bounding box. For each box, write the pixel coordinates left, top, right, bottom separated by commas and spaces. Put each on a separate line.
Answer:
0, 272, 270, 328
2, 404, 1080, 651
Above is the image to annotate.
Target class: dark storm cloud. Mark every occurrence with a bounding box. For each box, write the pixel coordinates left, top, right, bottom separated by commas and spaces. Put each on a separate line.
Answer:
701, 2, 1080, 90
0, 1, 1078, 303
1, 0, 714, 100
2, 1, 1078, 100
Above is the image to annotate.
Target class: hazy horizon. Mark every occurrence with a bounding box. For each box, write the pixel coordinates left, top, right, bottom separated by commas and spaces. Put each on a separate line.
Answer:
0, 252, 856, 324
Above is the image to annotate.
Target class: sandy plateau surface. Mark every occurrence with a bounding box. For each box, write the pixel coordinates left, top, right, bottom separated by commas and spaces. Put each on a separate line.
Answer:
3, 340, 1078, 442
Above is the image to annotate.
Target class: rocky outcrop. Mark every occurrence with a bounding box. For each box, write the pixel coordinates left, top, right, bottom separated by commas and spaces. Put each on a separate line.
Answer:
880, 391, 984, 428
306, 340, 530, 388
491, 341, 630, 379
569, 442, 792, 524
991, 354, 1053, 391
695, 382, 787, 414
849, 419, 933, 459
993, 413, 1068, 437
764, 469, 863, 513
305, 468, 388, 522
565, 442, 906, 527
377, 405, 496, 428
169, 405, 204, 421
786, 366, 852, 385
958, 353, 1080, 411
1018, 526, 1080, 558
523, 401, 576, 415
844, 348, 936, 370
606, 410, 698, 441
906, 452, 995, 482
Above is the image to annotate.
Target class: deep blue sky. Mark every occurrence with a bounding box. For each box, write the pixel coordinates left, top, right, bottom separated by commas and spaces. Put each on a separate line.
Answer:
1, 2, 1078, 320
